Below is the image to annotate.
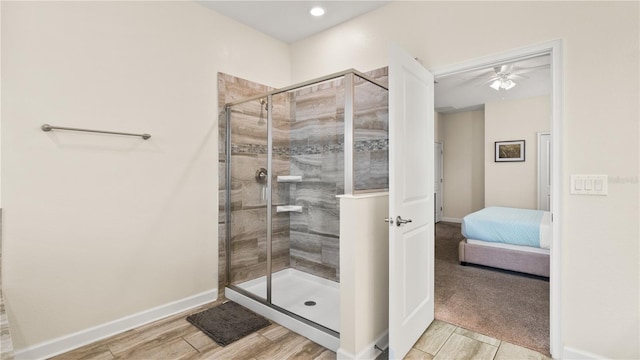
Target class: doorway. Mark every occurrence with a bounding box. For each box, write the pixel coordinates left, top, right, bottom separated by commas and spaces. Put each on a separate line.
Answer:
434, 142, 443, 223
431, 40, 563, 358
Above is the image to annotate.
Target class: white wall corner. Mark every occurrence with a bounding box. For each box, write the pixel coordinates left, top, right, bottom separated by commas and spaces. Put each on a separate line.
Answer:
563, 346, 607, 360
14, 289, 218, 360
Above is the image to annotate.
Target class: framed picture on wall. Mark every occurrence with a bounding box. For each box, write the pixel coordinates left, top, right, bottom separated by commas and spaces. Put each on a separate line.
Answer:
495, 140, 525, 162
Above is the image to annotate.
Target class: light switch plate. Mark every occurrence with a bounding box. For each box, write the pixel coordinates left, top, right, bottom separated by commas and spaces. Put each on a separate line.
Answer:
571, 175, 608, 195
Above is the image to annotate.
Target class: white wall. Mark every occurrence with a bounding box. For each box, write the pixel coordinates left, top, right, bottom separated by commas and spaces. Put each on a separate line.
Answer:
485, 96, 550, 209
1, 1, 290, 351
339, 194, 389, 359
291, 2, 639, 358
441, 110, 484, 221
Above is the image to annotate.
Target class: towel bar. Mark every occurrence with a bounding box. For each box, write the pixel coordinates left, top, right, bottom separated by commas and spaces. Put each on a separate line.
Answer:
41, 124, 151, 140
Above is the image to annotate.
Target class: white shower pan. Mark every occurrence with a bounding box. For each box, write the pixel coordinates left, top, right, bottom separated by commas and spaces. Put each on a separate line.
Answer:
225, 268, 340, 351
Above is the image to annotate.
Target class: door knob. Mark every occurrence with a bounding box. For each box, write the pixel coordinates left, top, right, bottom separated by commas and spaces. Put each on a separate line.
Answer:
396, 216, 412, 227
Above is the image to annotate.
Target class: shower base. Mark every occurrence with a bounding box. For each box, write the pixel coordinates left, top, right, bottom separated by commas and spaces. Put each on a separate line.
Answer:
225, 268, 340, 351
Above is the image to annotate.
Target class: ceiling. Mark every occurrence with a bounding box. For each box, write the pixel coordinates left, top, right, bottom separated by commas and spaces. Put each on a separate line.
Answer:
197, 1, 391, 44
198, 1, 550, 112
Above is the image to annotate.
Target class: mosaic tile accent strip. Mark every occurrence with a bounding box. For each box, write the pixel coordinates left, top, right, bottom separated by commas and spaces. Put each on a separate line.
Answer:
230, 144, 290, 156
232, 139, 388, 156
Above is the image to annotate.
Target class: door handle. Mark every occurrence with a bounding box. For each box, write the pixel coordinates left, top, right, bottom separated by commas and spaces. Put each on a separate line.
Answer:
396, 216, 412, 227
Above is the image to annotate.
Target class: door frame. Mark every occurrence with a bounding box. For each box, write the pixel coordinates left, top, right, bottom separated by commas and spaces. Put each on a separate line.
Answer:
431, 39, 563, 358
538, 132, 551, 211
434, 141, 444, 223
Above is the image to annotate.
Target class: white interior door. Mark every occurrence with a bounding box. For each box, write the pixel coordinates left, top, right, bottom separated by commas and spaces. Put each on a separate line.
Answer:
388, 44, 435, 359
434, 142, 443, 223
538, 133, 551, 211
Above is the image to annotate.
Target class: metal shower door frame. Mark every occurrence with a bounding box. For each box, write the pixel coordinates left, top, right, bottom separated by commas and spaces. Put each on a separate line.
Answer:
223, 69, 388, 338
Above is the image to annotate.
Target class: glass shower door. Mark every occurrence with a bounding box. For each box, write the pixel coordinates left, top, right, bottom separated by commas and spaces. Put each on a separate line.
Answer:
269, 81, 343, 334
226, 97, 270, 301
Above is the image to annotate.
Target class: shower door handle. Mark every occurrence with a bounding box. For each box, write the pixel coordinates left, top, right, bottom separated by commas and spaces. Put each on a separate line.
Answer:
396, 216, 412, 227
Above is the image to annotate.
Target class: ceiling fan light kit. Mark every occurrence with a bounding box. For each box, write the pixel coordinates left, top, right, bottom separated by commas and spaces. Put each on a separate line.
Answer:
490, 78, 517, 91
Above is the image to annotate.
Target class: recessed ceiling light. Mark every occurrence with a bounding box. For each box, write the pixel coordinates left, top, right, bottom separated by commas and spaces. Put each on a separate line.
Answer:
310, 6, 325, 17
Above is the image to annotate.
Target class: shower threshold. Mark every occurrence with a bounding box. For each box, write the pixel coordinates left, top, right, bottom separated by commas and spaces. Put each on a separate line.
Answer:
225, 268, 340, 351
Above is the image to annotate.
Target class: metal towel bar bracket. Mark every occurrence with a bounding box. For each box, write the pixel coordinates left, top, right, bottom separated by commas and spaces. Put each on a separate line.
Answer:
41, 124, 151, 140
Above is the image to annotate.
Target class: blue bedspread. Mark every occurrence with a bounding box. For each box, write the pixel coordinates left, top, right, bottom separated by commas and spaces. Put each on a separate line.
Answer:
461, 207, 544, 248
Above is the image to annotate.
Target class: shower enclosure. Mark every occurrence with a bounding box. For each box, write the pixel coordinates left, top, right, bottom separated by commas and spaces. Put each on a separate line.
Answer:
222, 69, 389, 350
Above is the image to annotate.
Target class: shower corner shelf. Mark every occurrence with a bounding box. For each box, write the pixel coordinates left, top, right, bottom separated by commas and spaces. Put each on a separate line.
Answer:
276, 205, 303, 213
277, 175, 302, 183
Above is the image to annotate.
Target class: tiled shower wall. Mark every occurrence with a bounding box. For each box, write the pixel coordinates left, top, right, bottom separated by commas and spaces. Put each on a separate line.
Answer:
286, 78, 345, 281
287, 70, 388, 281
218, 69, 388, 287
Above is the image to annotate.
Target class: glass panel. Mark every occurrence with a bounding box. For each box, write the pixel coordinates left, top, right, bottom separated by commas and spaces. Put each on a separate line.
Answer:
353, 75, 389, 192
226, 98, 269, 300
270, 78, 343, 333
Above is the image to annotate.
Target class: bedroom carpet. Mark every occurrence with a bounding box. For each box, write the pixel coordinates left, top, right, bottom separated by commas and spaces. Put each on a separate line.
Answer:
435, 222, 550, 356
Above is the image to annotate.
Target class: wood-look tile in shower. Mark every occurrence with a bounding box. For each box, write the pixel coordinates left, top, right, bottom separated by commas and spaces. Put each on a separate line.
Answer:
306, 207, 340, 237
230, 208, 267, 238
229, 262, 266, 285
292, 181, 339, 210
289, 231, 323, 263
363, 67, 389, 86
293, 91, 340, 122
291, 121, 343, 146
321, 237, 340, 268
290, 257, 337, 282
271, 231, 292, 260
290, 155, 325, 181
227, 117, 268, 147
229, 237, 259, 267
219, 72, 278, 289
290, 231, 339, 281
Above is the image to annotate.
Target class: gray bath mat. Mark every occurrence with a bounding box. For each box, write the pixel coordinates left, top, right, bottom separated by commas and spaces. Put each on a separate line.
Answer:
186, 301, 270, 346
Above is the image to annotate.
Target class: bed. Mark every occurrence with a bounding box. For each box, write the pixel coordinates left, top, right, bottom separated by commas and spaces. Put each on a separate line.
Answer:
459, 206, 550, 277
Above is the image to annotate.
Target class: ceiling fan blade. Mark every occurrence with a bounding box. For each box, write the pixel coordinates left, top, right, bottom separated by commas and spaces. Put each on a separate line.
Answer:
474, 77, 501, 87
455, 70, 496, 86
498, 64, 513, 74
511, 73, 529, 80
513, 64, 550, 75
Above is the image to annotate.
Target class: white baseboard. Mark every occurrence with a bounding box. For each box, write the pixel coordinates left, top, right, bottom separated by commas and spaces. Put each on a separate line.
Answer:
337, 330, 388, 360
15, 289, 218, 360
563, 346, 606, 360
337, 347, 356, 360
441, 217, 462, 224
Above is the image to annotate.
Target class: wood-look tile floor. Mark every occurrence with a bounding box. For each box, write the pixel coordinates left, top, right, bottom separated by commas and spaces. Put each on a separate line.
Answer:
51, 300, 550, 360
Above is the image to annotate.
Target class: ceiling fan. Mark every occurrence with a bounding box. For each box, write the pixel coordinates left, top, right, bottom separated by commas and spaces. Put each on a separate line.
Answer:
489, 63, 549, 91
452, 62, 549, 91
